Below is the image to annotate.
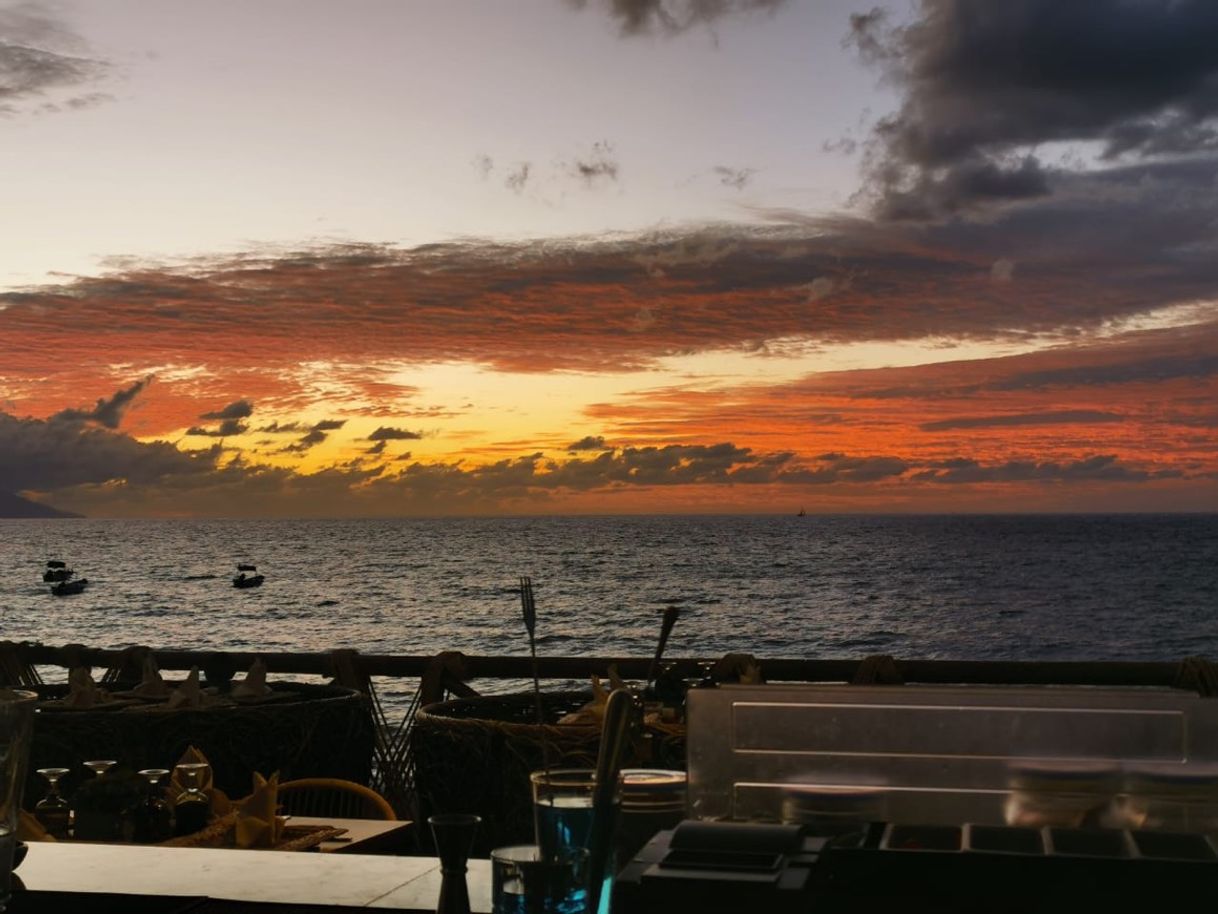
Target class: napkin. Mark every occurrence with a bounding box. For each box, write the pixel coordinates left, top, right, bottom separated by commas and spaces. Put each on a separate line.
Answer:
167, 745, 231, 815
17, 809, 54, 842
65, 666, 108, 708
234, 771, 285, 849
132, 655, 171, 698
557, 667, 620, 725
231, 658, 271, 699
167, 667, 205, 709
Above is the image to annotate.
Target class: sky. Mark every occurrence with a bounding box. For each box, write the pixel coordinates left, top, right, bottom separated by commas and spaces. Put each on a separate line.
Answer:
1, 0, 1216, 517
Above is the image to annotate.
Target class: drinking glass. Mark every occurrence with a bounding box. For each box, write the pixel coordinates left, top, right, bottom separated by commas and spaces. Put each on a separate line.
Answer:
134, 769, 174, 843
33, 768, 71, 839
83, 759, 117, 778
492, 844, 589, 914
530, 769, 617, 914
0, 691, 37, 912
531, 769, 598, 859
172, 763, 211, 836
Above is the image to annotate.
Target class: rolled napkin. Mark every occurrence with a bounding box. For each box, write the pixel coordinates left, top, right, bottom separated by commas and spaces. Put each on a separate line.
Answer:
169, 745, 214, 793
235, 771, 284, 849
65, 666, 108, 708
167, 667, 205, 709
167, 745, 231, 816
558, 670, 614, 725
231, 658, 271, 699
132, 654, 171, 698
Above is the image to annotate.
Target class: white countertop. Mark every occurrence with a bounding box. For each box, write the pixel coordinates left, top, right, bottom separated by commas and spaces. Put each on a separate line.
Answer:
18, 841, 493, 911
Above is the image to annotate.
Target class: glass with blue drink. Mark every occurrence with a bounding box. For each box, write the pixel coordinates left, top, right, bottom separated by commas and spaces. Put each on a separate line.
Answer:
530, 768, 620, 914
491, 844, 589, 914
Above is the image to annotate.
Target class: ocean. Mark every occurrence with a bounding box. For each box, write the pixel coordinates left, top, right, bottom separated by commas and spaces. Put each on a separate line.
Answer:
2, 514, 1215, 666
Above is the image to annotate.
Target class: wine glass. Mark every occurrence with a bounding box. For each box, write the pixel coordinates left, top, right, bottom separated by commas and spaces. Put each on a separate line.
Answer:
34, 767, 71, 839
134, 768, 173, 843
172, 762, 211, 836
83, 759, 117, 778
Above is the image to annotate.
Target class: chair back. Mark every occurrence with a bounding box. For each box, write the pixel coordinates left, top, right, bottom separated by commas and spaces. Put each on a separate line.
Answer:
277, 777, 397, 820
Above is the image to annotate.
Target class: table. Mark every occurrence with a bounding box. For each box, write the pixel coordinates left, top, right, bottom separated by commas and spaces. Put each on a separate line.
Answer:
288, 816, 414, 854
12, 842, 493, 912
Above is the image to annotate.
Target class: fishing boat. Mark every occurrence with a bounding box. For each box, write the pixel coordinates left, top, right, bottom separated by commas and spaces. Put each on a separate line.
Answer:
797, 507, 806, 517
50, 577, 88, 596
43, 560, 75, 583
233, 563, 264, 588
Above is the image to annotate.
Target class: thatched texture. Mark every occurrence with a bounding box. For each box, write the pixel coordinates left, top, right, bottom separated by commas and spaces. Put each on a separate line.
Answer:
26, 683, 374, 805
411, 690, 688, 855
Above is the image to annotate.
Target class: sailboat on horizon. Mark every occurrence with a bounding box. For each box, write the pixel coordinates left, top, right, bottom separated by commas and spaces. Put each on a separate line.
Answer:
797, 507, 806, 517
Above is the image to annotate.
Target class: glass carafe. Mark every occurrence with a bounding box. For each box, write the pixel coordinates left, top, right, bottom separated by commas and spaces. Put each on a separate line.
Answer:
134, 768, 174, 843
83, 759, 117, 779
34, 767, 71, 839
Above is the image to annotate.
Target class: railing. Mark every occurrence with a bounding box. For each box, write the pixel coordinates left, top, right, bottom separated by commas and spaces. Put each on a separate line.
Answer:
5, 641, 1216, 822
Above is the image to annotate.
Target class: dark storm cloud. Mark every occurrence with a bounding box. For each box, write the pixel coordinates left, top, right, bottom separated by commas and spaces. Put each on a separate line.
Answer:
5, 205, 1218, 380
368, 426, 423, 441
780, 453, 908, 485
920, 410, 1126, 431
185, 419, 247, 437
199, 399, 254, 421
568, 0, 789, 36
0, 3, 111, 115
567, 435, 608, 451
50, 377, 152, 429
0, 408, 216, 492
994, 352, 1218, 391
280, 428, 327, 453
848, 0, 1218, 218
915, 455, 1155, 484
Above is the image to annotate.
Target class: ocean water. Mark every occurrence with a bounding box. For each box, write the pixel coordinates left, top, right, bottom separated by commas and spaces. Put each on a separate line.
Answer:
1, 515, 1216, 666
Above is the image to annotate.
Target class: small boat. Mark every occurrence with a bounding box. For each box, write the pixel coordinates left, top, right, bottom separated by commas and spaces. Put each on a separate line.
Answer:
797, 507, 807, 517
51, 578, 88, 596
233, 564, 264, 588
43, 560, 75, 583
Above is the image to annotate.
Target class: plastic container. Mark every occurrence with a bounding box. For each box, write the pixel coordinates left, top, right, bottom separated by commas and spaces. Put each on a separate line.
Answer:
1121, 763, 1218, 833
1003, 761, 1120, 829
780, 785, 886, 836
614, 769, 686, 866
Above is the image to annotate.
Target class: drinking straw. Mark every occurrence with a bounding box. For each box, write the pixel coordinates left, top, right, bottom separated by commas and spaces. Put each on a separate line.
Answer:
585, 687, 633, 914
645, 606, 681, 693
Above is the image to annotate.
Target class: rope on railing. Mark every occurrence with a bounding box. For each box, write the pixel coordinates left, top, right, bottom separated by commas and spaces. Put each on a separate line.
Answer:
1174, 656, 1218, 697
852, 654, 905, 685
100, 645, 153, 685
419, 650, 477, 706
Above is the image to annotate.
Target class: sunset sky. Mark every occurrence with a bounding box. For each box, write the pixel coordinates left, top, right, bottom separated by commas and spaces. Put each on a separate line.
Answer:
2, 0, 1216, 517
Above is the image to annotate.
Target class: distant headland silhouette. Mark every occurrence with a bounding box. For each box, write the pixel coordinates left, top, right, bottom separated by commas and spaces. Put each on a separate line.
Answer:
0, 492, 81, 518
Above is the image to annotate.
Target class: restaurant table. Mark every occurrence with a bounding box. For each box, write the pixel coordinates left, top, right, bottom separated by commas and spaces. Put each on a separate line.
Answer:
288, 816, 414, 854
11, 842, 493, 912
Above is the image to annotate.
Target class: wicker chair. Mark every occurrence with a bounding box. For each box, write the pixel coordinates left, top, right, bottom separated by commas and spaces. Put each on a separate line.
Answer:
277, 778, 397, 820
